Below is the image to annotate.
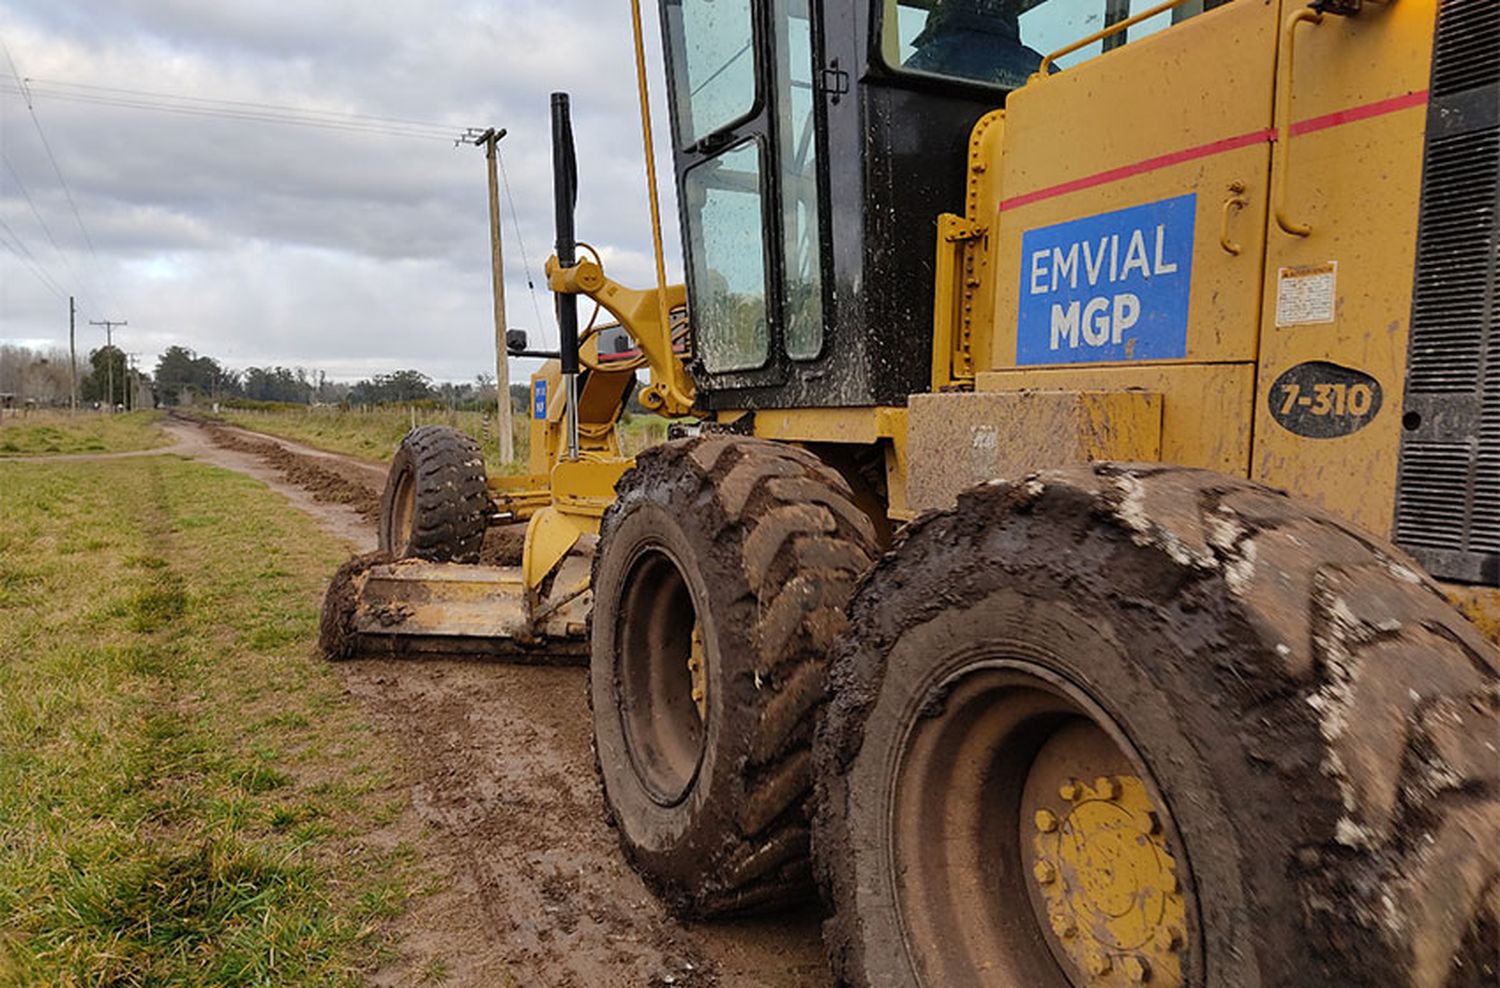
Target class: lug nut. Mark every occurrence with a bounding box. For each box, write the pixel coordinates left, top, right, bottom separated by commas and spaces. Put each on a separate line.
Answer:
1034, 809, 1059, 833
1122, 955, 1150, 983
1094, 776, 1118, 799
1050, 912, 1076, 939
1059, 780, 1080, 801
1087, 952, 1112, 976
1033, 860, 1056, 885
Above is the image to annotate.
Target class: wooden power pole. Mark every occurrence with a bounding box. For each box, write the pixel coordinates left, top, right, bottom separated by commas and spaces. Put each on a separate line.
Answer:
471, 127, 514, 465
89, 318, 127, 411
68, 296, 78, 414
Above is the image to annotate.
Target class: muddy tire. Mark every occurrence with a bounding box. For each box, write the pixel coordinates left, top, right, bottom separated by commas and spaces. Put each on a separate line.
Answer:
814, 464, 1499, 988
590, 436, 878, 916
319, 551, 388, 661
378, 426, 488, 563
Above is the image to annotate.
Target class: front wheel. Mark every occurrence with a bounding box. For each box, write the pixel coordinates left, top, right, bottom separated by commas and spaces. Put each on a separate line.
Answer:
378, 425, 488, 562
814, 464, 1499, 987
590, 436, 877, 916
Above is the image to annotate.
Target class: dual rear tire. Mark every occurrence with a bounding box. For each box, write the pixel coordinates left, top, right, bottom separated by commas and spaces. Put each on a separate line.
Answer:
592, 450, 1500, 987
815, 465, 1499, 988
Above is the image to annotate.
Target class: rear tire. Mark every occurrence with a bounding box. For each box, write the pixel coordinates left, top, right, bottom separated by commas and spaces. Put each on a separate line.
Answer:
590, 436, 877, 916
378, 425, 488, 563
814, 464, 1499, 987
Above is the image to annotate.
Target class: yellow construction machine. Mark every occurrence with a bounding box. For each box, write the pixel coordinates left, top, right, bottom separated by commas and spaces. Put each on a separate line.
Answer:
322, 0, 1500, 984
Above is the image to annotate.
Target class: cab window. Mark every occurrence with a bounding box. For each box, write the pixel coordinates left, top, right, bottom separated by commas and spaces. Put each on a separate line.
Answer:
777, 0, 825, 360
683, 142, 773, 373
882, 0, 1229, 88
665, 0, 758, 146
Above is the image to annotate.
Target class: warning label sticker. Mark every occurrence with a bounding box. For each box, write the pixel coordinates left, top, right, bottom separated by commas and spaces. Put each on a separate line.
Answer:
1276, 262, 1337, 327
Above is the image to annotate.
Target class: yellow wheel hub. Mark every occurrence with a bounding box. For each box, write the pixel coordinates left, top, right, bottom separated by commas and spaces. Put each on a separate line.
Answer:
1031, 773, 1185, 985
687, 623, 707, 720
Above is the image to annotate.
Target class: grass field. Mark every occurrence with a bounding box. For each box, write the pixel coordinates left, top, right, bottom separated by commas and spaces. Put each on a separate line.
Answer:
209, 404, 670, 467
0, 411, 168, 457
0, 455, 417, 985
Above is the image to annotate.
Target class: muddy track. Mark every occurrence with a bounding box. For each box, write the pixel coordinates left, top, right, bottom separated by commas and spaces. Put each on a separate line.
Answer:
168, 416, 830, 987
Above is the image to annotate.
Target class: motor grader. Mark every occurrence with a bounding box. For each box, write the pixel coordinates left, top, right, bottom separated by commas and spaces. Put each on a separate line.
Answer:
321, 0, 1500, 984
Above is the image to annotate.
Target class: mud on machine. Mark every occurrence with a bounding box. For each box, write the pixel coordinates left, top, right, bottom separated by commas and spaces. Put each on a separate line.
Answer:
323, 0, 1500, 984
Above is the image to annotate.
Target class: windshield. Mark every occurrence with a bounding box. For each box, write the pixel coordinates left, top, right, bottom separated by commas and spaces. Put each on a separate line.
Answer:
883, 0, 1224, 88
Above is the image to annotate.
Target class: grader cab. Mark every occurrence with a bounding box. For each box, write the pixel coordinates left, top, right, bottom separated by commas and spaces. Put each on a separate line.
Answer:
323, 0, 1500, 984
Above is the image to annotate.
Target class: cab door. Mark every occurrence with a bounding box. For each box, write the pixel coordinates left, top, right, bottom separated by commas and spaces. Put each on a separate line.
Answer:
1248, 1, 1436, 536
985, 0, 1283, 474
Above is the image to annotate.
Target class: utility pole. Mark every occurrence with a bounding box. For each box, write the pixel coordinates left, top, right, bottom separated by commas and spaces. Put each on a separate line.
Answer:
68, 296, 78, 414
90, 318, 127, 411
124, 353, 142, 412
465, 126, 515, 465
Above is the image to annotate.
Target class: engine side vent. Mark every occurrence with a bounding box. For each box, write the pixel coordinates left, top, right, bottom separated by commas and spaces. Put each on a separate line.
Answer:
1431, 0, 1500, 100
1405, 131, 1497, 393
1394, 0, 1500, 585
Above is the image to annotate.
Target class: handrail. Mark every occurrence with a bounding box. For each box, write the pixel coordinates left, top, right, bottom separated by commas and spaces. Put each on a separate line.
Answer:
1273, 7, 1324, 237
1220, 182, 1249, 256
1037, 0, 1196, 76
628, 0, 695, 412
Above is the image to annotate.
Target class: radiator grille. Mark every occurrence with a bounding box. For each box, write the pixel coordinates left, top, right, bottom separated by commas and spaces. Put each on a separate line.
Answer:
1396, 444, 1477, 551
1405, 132, 1497, 393
1394, 0, 1500, 585
1431, 0, 1500, 100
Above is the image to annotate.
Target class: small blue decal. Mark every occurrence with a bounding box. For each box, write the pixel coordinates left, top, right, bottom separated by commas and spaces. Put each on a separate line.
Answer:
532, 379, 548, 420
1016, 193, 1196, 365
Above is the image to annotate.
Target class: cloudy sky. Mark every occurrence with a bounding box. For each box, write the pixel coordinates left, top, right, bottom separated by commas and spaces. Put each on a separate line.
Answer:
0, 0, 683, 383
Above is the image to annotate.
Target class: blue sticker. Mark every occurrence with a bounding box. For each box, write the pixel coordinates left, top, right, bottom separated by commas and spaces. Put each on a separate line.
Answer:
1016, 193, 1196, 365
532, 379, 548, 420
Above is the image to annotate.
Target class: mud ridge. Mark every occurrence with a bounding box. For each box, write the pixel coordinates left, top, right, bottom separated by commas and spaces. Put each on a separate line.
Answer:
196, 421, 380, 521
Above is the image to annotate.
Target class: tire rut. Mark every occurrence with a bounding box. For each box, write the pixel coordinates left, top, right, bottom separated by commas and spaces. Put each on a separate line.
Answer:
166, 416, 829, 986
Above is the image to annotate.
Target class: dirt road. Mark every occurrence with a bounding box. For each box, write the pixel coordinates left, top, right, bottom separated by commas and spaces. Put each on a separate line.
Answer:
168, 417, 831, 987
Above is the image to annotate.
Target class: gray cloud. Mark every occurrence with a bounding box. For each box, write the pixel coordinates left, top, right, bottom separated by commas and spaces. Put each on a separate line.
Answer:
0, 0, 683, 383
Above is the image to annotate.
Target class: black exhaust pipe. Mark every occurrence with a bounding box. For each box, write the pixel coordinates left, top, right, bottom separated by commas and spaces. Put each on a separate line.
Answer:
550, 91, 581, 456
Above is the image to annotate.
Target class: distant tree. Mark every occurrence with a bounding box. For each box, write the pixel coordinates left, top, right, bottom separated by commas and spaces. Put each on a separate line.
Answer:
318, 378, 351, 404
154, 345, 237, 404
435, 381, 478, 409
242, 366, 311, 403
82, 346, 128, 406
0, 344, 74, 404
349, 369, 433, 404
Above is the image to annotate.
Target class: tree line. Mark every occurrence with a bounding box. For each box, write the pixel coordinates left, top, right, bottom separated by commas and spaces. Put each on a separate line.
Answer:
0, 343, 140, 408
0, 343, 525, 411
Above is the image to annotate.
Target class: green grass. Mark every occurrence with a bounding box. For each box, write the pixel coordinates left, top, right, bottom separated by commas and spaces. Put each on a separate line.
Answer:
0, 411, 167, 456
0, 455, 415, 986
209, 404, 671, 468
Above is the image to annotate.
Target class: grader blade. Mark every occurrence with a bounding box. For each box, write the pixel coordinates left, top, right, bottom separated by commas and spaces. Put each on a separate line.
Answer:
321, 554, 590, 664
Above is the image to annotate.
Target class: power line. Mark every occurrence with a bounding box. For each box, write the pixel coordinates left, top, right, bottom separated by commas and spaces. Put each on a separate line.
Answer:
31, 78, 461, 134
1, 152, 101, 315
496, 145, 549, 340
2, 81, 461, 142
0, 215, 69, 300
1, 39, 119, 316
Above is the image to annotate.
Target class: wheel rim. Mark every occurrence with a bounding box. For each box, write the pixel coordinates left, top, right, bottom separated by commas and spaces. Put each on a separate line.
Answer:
615, 547, 707, 806
889, 658, 1194, 987
390, 468, 416, 555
